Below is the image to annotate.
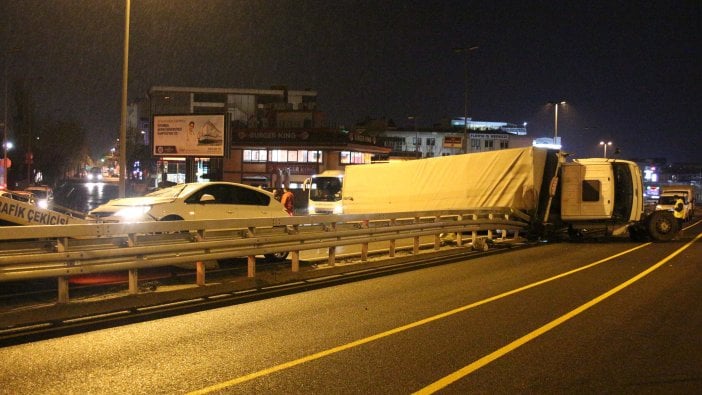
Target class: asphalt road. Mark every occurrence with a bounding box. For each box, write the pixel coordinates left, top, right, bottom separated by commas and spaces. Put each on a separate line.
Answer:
1, 221, 700, 394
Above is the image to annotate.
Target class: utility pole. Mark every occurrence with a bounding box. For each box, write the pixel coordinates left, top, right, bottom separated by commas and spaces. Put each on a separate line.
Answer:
118, 0, 131, 197
454, 46, 478, 154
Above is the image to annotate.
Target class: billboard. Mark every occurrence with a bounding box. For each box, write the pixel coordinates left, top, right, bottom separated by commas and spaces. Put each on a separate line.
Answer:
443, 136, 463, 148
153, 114, 226, 157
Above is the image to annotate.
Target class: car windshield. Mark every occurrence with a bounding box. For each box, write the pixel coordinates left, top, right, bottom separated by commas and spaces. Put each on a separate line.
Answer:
27, 189, 48, 199
145, 184, 189, 198
144, 183, 203, 199
658, 196, 678, 205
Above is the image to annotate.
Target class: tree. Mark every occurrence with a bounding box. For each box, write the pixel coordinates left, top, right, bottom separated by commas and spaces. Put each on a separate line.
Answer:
34, 120, 88, 186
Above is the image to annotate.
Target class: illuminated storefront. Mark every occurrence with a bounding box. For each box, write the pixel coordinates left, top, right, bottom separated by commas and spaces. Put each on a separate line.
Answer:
226, 128, 389, 188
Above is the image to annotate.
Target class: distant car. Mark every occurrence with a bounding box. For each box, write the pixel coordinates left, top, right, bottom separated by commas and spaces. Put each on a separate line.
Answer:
87, 167, 103, 181
1, 190, 37, 206
656, 194, 693, 222
25, 185, 54, 209
89, 182, 289, 222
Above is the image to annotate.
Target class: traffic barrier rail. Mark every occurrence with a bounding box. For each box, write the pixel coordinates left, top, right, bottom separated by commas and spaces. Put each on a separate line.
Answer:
0, 208, 530, 303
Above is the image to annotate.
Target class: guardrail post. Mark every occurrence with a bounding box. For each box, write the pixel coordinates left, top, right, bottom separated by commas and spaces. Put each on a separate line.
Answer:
413, 216, 420, 254
291, 251, 300, 272
328, 247, 336, 266
196, 261, 205, 285
433, 216, 441, 251
126, 230, 139, 294
128, 268, 138, 294
326, 221, 337, 266
58, 276, 69, 303
389, 219, 396, 257
456, 215, 464, 246
247, 256, 256, 277
472, 214, 478, 246
488, 214, 494, 240
360, 220, 369, 261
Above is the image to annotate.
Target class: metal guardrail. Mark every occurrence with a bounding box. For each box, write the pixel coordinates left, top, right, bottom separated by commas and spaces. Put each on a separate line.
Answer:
0, 208, 530, 303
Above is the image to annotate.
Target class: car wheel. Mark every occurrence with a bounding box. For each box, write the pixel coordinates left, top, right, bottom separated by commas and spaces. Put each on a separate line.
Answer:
160, 215, 184, 221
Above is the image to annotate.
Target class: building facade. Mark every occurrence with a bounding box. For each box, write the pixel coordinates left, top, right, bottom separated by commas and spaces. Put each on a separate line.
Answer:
372, 118, 532, 160
145, 86, 389, 189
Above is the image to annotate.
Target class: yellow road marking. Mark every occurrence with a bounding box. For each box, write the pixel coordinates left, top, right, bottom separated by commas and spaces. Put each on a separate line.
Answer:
188, 242, 651, 394
414, 232, 701, 394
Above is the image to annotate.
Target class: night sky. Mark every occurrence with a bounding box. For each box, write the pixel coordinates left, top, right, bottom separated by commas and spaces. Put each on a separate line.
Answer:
2, 1, 700, 162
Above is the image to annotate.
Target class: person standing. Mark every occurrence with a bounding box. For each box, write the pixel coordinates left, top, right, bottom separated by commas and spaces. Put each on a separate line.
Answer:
673, 195, 685, 237
281, 186, 295, 216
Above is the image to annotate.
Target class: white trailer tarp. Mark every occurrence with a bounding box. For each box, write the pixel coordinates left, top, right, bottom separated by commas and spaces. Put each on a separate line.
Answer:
342, 147, 549, 214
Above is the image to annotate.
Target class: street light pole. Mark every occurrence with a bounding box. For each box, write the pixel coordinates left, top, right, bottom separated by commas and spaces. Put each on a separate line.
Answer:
454, 46, 478, 154
599, 140, 612, 158
118, 0, 131, 198
549, 100, 566, 145
3, 48, 20, 189
3, 54, 8, 189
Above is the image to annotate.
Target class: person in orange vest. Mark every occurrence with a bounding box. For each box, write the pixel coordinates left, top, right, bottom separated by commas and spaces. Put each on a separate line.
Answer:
281, 186, 295, 216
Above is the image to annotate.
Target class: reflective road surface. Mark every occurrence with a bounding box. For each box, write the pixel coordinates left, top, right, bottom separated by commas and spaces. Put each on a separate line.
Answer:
1, 220, 701, 394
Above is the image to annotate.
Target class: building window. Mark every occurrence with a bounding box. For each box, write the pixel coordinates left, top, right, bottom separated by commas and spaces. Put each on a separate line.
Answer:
426, 138, 436, 146
307, 150, 322, 162
582, 180, 601, 201
245, 149, 322, 163
269, 150, 287, 162
244, 149, 267, 162
340, 151, 372, 164
471, 139, 481, 149
500, 140, 509, 149
412, 137, 421, 146
484, 140, 494, 148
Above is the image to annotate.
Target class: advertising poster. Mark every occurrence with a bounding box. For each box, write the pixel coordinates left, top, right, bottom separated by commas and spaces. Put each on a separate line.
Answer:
153, 114, 225, 157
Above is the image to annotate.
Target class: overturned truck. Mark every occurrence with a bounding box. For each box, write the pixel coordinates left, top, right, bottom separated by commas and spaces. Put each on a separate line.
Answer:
342, 147, 680, 241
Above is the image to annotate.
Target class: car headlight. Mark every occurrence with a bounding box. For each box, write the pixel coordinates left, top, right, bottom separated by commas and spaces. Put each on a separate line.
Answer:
308, 203, 316, 214
115, 206, 151, 221
37, 199, 49, 209
332, 205, 343, 214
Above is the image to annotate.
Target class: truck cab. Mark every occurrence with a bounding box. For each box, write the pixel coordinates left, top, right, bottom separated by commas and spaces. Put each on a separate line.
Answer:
559, 158, 644, 236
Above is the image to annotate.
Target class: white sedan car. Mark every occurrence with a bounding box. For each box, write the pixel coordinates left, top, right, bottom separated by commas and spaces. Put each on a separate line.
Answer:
90, 182, 290, 261
90, 182, 289, 222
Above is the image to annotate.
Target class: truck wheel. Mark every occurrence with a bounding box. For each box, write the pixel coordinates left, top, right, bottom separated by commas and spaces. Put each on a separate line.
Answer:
264, 252, 289, 262
646, 210, 679, 241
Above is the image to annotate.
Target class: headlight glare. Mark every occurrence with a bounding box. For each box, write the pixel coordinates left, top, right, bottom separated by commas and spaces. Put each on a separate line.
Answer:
115, 206, 151, 220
